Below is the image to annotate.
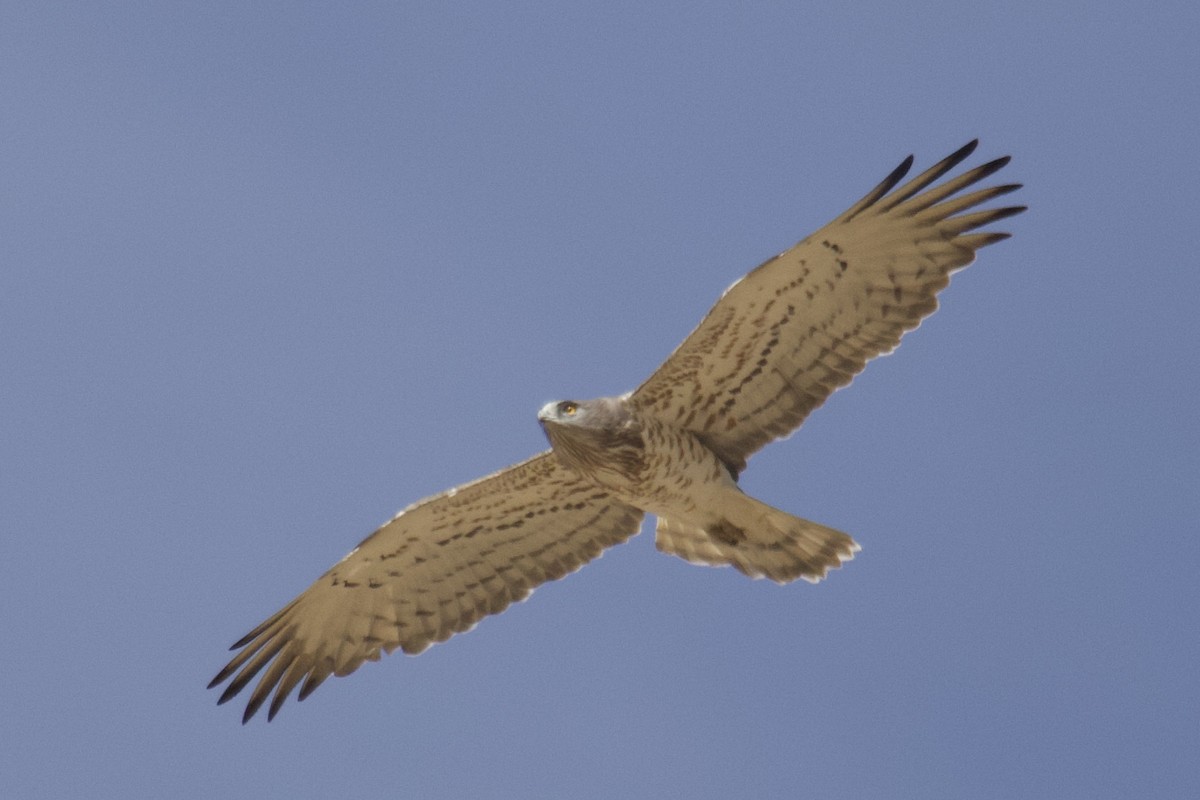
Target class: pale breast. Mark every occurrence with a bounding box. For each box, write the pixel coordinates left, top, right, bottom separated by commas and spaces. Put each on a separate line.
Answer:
617, 414, 738, 517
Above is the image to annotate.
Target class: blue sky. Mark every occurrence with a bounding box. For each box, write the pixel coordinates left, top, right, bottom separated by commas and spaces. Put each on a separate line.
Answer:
3, 2, 1197, 798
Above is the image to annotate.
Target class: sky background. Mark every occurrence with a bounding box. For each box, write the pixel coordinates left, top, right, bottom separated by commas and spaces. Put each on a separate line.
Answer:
3, 2, 1198, 798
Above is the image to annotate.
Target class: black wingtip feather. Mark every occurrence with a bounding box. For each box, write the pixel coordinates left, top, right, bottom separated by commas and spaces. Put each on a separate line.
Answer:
952, 138, 980, 161
242, 693, 268, 724
839, 154, 914, 222
297, 671, 330, 701
994, 204, 1027, 220
888, 155, 915, 188
974, 204, 1028, 226
971, 155, 1012, 183
218, 680, 244, 706
960, 230, 1016, 249
875, 155, 916, 200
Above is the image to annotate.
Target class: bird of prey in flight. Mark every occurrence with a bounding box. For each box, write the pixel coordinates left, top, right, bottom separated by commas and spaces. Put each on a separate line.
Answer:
210, 140, 1024, 722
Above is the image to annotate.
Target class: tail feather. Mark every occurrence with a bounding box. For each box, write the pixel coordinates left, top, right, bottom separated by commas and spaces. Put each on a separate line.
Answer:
655, 496, 859, 584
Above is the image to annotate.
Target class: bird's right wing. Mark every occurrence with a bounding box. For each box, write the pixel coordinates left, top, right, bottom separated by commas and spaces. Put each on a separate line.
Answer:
209, 451, 644, 722
631, 141, 1024, 474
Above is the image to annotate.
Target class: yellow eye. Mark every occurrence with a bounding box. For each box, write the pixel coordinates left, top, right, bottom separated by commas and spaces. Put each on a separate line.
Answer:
561, 402, 578, 416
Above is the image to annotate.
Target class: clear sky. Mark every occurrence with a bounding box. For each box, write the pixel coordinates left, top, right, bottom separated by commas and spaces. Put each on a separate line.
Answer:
3, 2, 1197, 798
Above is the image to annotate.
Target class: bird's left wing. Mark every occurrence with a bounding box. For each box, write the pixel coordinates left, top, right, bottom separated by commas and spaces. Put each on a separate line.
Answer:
630, 141, 1024, 473
209, 451, 643, 722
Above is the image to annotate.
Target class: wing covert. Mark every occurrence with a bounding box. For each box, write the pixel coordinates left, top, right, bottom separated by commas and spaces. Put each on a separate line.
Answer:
209, 452, 644, 722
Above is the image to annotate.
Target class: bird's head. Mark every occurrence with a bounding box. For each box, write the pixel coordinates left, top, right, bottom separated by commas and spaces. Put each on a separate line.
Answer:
538, 399, 604, 466
537, 397, 633, 429
537, 396, 644, 473
538, 399, 586, 426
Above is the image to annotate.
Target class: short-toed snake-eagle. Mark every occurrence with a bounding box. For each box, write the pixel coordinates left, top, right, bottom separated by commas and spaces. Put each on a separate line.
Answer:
211, 141, 1024, 722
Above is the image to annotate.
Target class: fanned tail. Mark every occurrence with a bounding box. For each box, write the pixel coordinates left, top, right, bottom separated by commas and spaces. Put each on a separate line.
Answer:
655, 493, 859, 584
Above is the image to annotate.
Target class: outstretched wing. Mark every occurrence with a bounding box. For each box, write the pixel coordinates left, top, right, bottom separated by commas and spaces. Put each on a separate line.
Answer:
209, 452, 643, 722
630, 140, 1024, 473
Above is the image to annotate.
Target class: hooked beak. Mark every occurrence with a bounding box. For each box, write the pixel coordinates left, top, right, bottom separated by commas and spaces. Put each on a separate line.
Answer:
537, 401, 559, 423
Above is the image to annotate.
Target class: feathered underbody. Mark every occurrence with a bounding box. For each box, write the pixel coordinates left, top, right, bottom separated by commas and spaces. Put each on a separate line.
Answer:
210, 140, 1025, 722
538, 396, 859, 584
